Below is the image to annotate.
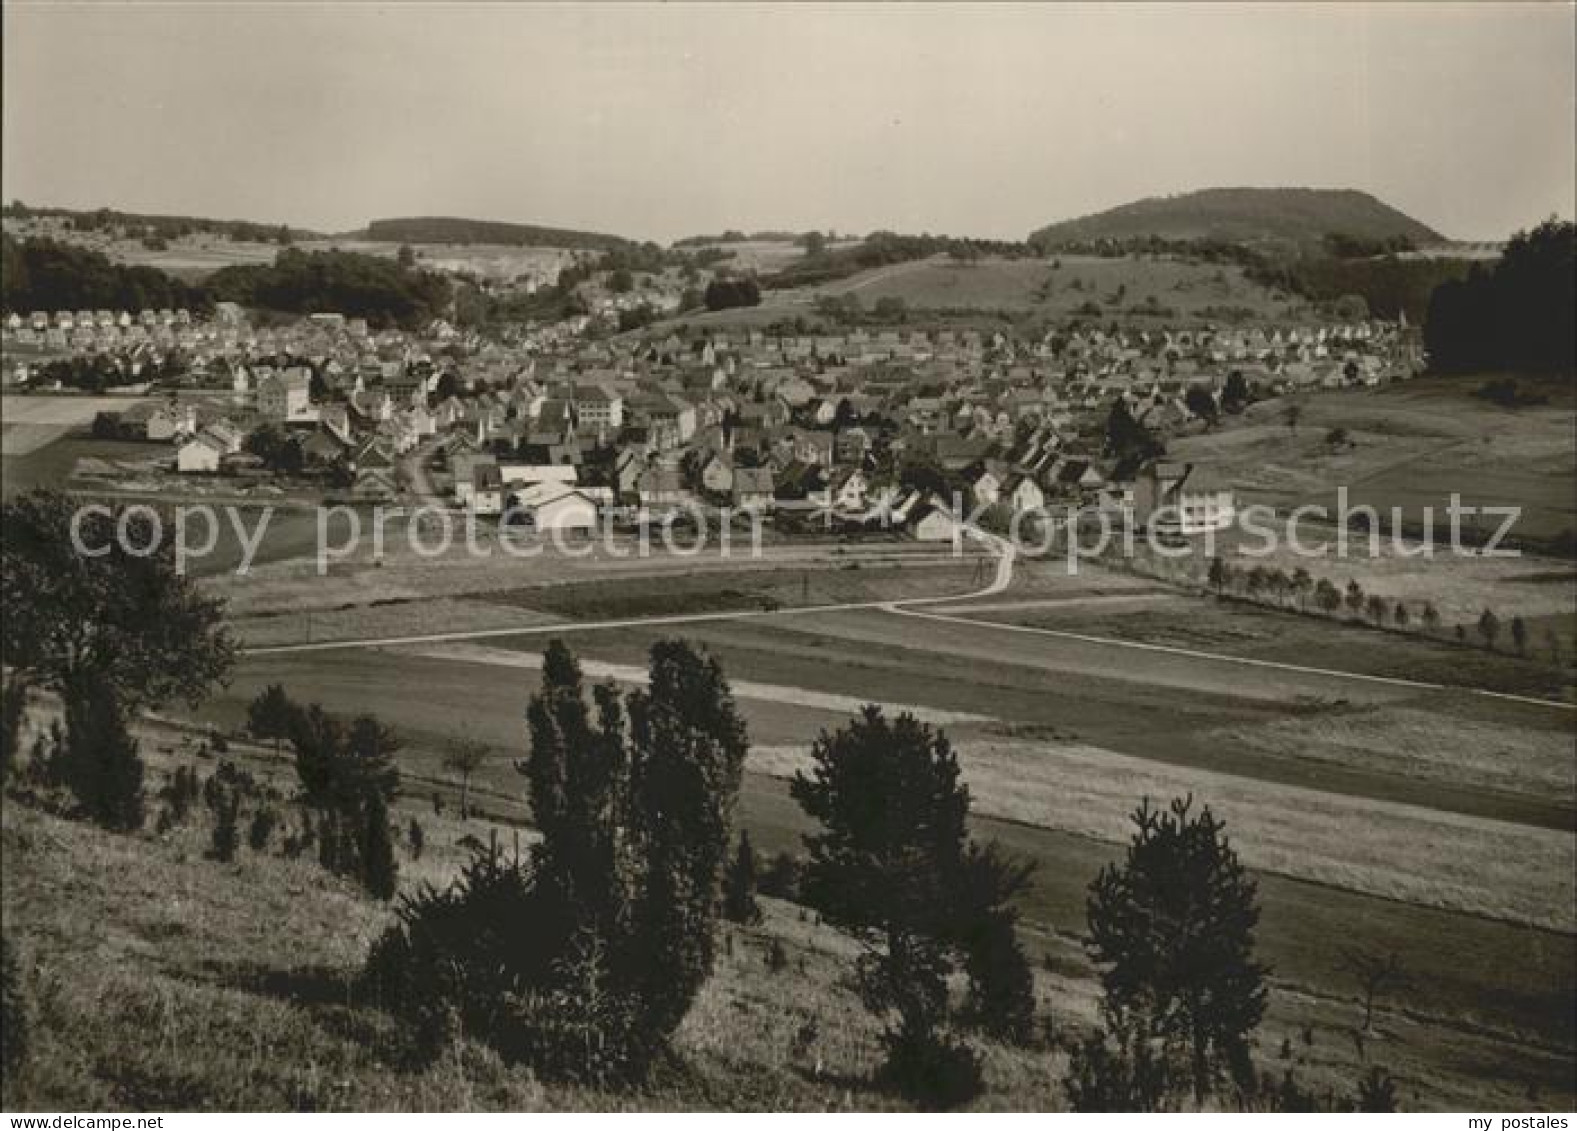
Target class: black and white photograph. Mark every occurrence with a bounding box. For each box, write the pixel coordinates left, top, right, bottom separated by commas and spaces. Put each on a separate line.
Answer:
0, 1, 1573, 1117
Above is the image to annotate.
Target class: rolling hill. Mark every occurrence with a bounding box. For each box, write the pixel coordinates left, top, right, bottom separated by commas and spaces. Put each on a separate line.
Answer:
363, 216, 634, 251
1029, 188, 1446, 251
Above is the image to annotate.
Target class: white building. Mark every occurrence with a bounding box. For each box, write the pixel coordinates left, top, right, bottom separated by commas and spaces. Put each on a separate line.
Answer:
1133, 461, 1236, 536
515, 481, 598, 532
176, 435, 223, 474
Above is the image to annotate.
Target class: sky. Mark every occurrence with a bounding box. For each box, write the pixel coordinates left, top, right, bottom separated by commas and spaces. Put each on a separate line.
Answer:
3, 2, 1573, 243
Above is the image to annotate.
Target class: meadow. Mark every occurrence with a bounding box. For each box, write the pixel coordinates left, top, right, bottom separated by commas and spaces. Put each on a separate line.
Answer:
4, 695, 1571, 1111
1168, 374, 1577, 553
654, 252, 1306, 331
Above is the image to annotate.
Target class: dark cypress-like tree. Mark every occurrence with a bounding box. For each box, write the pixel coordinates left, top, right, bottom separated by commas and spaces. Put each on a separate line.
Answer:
0, 937, 25, 1082
206, 776, 241, 863
362, 793, 399, 901
371, 637, 750, 1080
1478, 608, 1501, 651
60, 672, 145, 831
1083, 796, 1267, 1105
289, 704, 400, 886
524, 642, 630, 934
625, 640, 751, 1053
0, 676, 26, 784
722, 830, 763, 925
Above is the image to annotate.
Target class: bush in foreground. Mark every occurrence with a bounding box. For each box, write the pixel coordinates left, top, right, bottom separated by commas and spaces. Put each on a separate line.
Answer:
364, 638, 749, 1083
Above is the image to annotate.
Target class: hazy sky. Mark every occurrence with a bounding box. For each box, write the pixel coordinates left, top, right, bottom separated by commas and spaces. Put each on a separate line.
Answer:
4, 3, 1573, 243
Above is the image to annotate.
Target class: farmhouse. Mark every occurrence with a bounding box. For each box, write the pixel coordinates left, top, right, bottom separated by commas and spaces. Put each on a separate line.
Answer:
175, 434, 223, 474
911, 497, 963, 542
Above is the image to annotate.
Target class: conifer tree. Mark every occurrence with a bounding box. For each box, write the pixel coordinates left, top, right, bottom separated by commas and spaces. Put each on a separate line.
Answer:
723, 830, 763, 925
1082, 796, 1267, 1105
60, 672, 145, 832
362, 793, 399, 901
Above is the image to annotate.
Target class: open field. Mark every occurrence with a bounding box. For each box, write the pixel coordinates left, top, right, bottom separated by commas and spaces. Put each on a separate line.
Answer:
677, 238, 859, 274
749, 737, 1573, 930
1170, 375, 1577, 551
297, 239, 573, 284
211, 539, 988, 619
946, 589, 1575, 703
1, 394, 153, 460
654, 253, 1305, 331
810, 254, 1295, 317
0, 226, 577, 282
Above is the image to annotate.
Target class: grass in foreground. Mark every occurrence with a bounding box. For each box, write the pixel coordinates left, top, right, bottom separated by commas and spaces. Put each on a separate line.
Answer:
3, 717, 1573, 1111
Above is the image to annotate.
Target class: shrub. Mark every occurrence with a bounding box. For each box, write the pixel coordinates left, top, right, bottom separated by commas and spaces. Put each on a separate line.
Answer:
363, 843, 546, 1058
1064, 1025, 1171, 1113
758, 851, 802, 901
960, 910, 1037, 1045
248, 806, 280, 852
157, 765, 201, 829
289, 705, 401, 893
876, 1024, 983, 1110
765, 938, 789, 974
1355, 1065, 1399, 1112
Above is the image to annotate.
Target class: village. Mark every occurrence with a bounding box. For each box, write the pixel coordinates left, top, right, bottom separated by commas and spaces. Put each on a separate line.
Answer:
0, 291, 1423, 544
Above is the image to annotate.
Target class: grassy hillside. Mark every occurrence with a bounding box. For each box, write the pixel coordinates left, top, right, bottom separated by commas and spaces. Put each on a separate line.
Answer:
1029, 189, 1445, 251
363, 217, 633, 252
658, 253, 1308, 330
809, 254, 1296, 318
6, 702, 1568, 1111
1167, 373, 1577, 555
0, 708, 1059, 1111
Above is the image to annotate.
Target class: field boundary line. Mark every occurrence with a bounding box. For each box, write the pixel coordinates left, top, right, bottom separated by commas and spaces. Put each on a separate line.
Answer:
887, 604, 1576, 712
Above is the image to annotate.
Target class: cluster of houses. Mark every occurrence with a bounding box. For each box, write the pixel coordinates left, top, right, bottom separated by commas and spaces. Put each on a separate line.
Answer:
1, 304, 249, 356
10, 301, 1421, 538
